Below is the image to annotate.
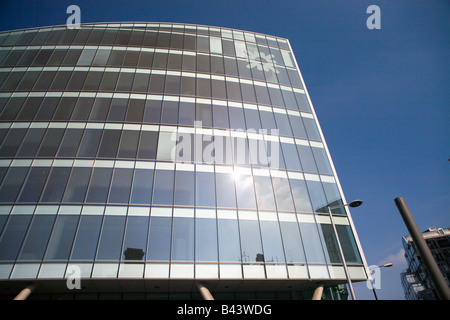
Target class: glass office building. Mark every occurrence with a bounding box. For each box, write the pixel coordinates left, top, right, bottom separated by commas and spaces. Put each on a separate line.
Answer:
0, 22, 368, 299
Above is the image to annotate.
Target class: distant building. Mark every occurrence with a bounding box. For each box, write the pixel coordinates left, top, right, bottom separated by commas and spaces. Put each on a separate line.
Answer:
401, 227, 450, 300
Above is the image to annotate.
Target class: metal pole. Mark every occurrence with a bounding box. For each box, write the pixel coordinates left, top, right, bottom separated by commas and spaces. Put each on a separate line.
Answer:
394, 196, 450, 300
196, 282, 214, 300
13, 282, 37, 300
328, 207, 357, 300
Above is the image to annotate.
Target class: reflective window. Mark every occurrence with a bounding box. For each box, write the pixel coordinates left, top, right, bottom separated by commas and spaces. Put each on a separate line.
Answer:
217, 217, 240, 262
71, 97, 94, 121
156, 132, 176, 161
143, 100, 161, 123
0, 167, 29, 202
118, 130, 139, 159
305, 179, 328, 213
63, 167, 92, 203
130, 168, 154, 205
0, 214, 32, 260
71, 215, 102, 260
122, 215, 148, 261
89, 98, 111, 121
125, 99, 145, 122
36, 128, 64, 157
171, 217, 194, 261
253, 175, 276, 211
215, 172, 236, 208
147, 216, 171, 261
86, 167, 113, 203
152, 170, 174, 205
40, 167, 71, 203
281, 142, 302, 171
174, 170, 194, 206
196, 217, 218, 261
299, 221, 326, 263
44, 215, 79, 260
0, 128, 27, 157
239, 218, 263, 263
279, 220, 306, 263
77, 129, 102, 157
312, 147, 333, 174
108, 168, 133, 204
96, 215, 126, 260
137, 131, 158, 159
195, 171, 215, 207
272, 177, 295, 212
97, 130, 121, 158
337, 225, 362, 264
260, 220, 285, 263
297, 144, 318, 173
18, 167, 50, 202
161, 100, 178, 124
234, 174, 257, 209
17, 214, 56, 261
107, 98, 127, 122
178, 101, 195, 126
54, 97, 77, 120
16, 128, 46, 157
289, 178, 313, 213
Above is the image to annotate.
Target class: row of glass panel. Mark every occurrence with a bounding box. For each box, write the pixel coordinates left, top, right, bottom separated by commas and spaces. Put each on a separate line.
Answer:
0, 41, 297, 76
0, 53, 301, 98
0, 68, 304, 109
0, 25, 291, 56
1, 262, 367, 281
0, 92, 321, 141
0, 123, 328, 174
0, 205, 362, 264
0, 160, 341, 214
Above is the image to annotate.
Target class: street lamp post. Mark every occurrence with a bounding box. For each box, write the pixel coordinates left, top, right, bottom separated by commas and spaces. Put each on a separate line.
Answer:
369, 263, 393, 300
327, 200, 363, 300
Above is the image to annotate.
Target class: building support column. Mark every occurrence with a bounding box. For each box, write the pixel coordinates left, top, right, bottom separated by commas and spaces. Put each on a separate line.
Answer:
196, 282, 214, 300
312, 283, 324, 300
13, 282, 37, 300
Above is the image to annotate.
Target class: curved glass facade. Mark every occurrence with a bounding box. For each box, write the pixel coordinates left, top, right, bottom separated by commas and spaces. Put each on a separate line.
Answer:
0, 22, 367, 298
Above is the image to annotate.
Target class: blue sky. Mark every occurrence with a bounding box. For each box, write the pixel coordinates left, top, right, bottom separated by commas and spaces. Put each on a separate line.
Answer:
0, 0, 449, 300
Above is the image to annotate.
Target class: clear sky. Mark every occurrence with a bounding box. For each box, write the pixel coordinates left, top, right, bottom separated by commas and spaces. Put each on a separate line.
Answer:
0, 0, 449, 300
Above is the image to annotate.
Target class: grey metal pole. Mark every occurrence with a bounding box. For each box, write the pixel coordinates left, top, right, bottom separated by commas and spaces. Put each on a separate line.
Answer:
394, 196, 450, 300
328, 206, 357, 300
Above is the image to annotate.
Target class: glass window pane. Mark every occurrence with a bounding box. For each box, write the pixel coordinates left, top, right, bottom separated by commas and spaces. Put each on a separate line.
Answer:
171, 217, 194, 261
174, 170, 194, 206
312, 147, 333, 174
253, 176, 276, 211
196, 103, 212, 127
86, 167, 113, 203
297, 144, 318, 173
108, 168, 133, 204
77, 129, 102, 158
196, 217, 218, 261
304, 118, 322, 141
152, 170, 174, 205
122, 216, 148, 261
299, 221, 326, 263
0, 167, 29, 202
125, 99, 145, 122
97, 130, 121, 158
0, 215, 32, 260
161, 100, 178, 124
239, 219, 263, 263
234, 174, 257, 209
63, 167, 92, 203
117, 130, 139, 159
18, 215, 56, 261
147, 216, 171, 261
218, 217, 241, 262
212, 104, 229, 129
337, 225, 362, 264
260, 220, 285, 263
215, 172, 236, 208
306, 180, 328, 213
272, 177, 295, 211
289, 115, 307, 139
280, 221, 306, 263
143, 100, 161, 123
44, 215, 79, 260
57, 129, 83, 157
156, 132, 176, 161
37, 128, 65, 157
178, 101, 195, 126
195, 171, 215, 207
281, 143, 302, 171
40, 167, 71, 203
130, 168, 154, 205
0, 128, 27, 157
137, 131, 158, 159
18, 167, 50, 202
96, 215, 126, 260
16, 128, 46, 157
71, 97, 94, 121
107, 98, 127, 122
289, 178, 313, 213
71, 215, 102, 260
89, 98, 111, 121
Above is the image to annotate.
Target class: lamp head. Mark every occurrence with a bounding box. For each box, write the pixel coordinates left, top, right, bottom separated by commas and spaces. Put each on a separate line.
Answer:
348, 200, 363, 208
